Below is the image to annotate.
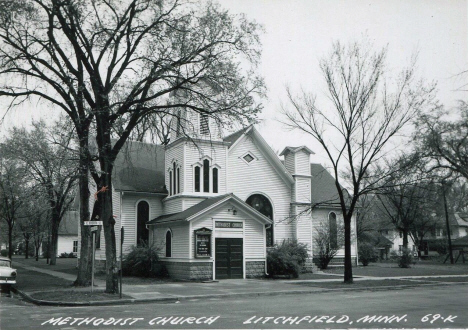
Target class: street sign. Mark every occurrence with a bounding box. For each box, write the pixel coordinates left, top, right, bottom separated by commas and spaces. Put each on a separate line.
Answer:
90, 226, 99, 232
84, 221, 103, 226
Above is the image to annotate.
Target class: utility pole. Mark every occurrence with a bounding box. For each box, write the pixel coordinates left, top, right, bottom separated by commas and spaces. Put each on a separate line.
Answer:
442, 181, 454, 264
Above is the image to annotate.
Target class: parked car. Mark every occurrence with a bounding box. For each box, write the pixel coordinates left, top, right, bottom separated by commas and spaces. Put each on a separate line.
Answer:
0, 257, 17, 285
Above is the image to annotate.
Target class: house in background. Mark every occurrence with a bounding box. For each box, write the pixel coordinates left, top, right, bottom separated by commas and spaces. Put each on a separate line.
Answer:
77, 109, 358, 280
57, 209, 79, 256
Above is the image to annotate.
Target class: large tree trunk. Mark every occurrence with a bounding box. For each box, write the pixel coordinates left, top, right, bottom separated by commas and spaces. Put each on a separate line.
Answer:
94, 118, 119, 294
49, 211, 60, 265
343, 215, 353, 283
75, 136, 93, 287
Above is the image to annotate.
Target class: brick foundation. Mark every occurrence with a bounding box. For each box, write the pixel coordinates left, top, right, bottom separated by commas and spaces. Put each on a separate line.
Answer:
246, 261, 265, 278
163, 261, 212, 280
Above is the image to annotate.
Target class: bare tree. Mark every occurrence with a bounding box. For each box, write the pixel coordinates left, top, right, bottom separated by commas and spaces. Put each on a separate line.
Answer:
0, 0, 264, 293
0, 158, 26, 258
282, 39, 435, 283
414, 102, 468, 181
1, 120, 78, 265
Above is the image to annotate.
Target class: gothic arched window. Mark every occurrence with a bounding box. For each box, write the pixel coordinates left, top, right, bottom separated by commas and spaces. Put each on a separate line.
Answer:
203, 159, 210, 193
137, 201, 149, 246
212, 168, 218, 193
165, 230, 172, 257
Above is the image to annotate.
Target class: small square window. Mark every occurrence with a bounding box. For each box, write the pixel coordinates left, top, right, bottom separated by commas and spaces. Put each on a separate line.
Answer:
243, 154, 254, 163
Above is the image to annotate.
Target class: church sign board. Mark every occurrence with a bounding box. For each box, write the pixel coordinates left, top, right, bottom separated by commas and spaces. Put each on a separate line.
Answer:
194, 228, 212, 258
215, 221, 243, 229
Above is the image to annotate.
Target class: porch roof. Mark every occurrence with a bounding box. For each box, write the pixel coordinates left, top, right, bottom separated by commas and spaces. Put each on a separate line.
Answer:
147, 193, 273, 225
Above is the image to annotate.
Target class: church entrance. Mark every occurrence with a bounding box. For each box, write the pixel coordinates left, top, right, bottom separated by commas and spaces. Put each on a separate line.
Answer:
215, 238, 243, 279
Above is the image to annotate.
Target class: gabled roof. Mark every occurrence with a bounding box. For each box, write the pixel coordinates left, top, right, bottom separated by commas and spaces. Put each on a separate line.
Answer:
360, 231, 393, 248
310, 163, 347, 206
279, 146, 315, 156
148, 193, 273, 225
112, 141, 167, 194
59, 210, 79, 235
223, 125, 253, 147
224, 126, 294, 186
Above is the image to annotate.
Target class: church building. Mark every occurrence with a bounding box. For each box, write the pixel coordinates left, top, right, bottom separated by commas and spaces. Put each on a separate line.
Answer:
78, 109, 358, 280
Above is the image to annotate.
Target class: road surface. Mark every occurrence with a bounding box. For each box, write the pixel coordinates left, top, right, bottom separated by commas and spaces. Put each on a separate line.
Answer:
1, 285, 467, 329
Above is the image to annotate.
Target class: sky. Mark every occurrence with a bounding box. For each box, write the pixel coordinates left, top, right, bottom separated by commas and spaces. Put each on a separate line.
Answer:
1, 0, 467, 165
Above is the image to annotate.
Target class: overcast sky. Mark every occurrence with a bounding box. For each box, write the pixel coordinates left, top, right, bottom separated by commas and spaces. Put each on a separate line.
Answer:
1, 1, 467, 165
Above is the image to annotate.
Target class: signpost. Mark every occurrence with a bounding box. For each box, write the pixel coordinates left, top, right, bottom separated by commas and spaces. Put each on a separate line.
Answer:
120, 226, 124, 299
85, 221, 102, 292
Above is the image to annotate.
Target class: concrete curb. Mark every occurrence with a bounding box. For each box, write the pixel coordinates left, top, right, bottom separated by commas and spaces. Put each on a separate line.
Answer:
11, 281, 465, 307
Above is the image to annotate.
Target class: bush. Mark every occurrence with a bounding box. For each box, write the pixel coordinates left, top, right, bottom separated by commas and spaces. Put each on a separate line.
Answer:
122, 242, 167, 278
59, 252, 69, 258
267, 240, 308, 278
358, 242, 378, 266
1, 249, 8, 257
390, 248, 413, 268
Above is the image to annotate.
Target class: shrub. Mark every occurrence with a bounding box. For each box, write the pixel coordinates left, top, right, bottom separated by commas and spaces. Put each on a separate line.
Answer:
358, 242, 378, 266
267, 240, 308, 278
59, 252, 69, 258
122, 242, 167, 278
390, 248, 413, 268
0, 249, 7, 257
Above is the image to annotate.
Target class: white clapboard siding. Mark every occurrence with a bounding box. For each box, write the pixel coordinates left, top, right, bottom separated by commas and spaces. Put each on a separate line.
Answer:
227, 135, 294, 244
295, 205, 312, 255
118, 193, 163, 256
164, 198, 183, 214
191, 202, 265, 259
295, 177, 311, 203
295, 150, 311, 175
152, 222, 190, 258
283, 152, 295, 174
183, 197, 206, 210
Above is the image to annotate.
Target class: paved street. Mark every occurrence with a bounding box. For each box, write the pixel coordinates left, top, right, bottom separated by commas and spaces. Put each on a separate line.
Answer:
1, 284, 467, 329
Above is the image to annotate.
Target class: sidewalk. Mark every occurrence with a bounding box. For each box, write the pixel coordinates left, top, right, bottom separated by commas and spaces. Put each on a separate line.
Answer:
11, 260, 468, 306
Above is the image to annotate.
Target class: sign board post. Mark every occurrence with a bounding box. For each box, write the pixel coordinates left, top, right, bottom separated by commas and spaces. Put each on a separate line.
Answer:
91, 230, 95, 293
120, 226, 124, 299
85, 221, 101, 293
194, 228, 212, 258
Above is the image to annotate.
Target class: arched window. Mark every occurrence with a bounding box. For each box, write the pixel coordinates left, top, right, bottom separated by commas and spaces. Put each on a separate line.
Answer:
212, 168, 218, 193
246, 194, 274, 247
329, 212, 338, 249
165, 230, 172, 257
137, 201, 149, 246
194, 166, 201, 192
203, 159, 210, 192
173, 162, 177, 195
169, 171, 173, 196
177, 167, 180, 194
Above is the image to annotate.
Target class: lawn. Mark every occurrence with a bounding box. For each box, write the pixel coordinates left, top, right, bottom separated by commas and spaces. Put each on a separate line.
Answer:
30, 290, 132, 302
323, 261, 468, 277
290, 279, 431, 288
14, 267, 74, 291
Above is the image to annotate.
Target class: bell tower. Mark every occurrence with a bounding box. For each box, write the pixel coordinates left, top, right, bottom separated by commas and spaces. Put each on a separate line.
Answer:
163, 107, 229, 214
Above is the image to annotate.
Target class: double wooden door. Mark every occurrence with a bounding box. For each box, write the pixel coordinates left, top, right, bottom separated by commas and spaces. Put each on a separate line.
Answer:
215, 238, 243, 279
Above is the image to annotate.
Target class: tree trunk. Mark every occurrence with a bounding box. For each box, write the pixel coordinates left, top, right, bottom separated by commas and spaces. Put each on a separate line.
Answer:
8, 224, 13, 259
343, 215, 353, 283
49, 210, 60, 265
402, 229, 408, 249
75, 136, 93, 287
25, 237, 29, 259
